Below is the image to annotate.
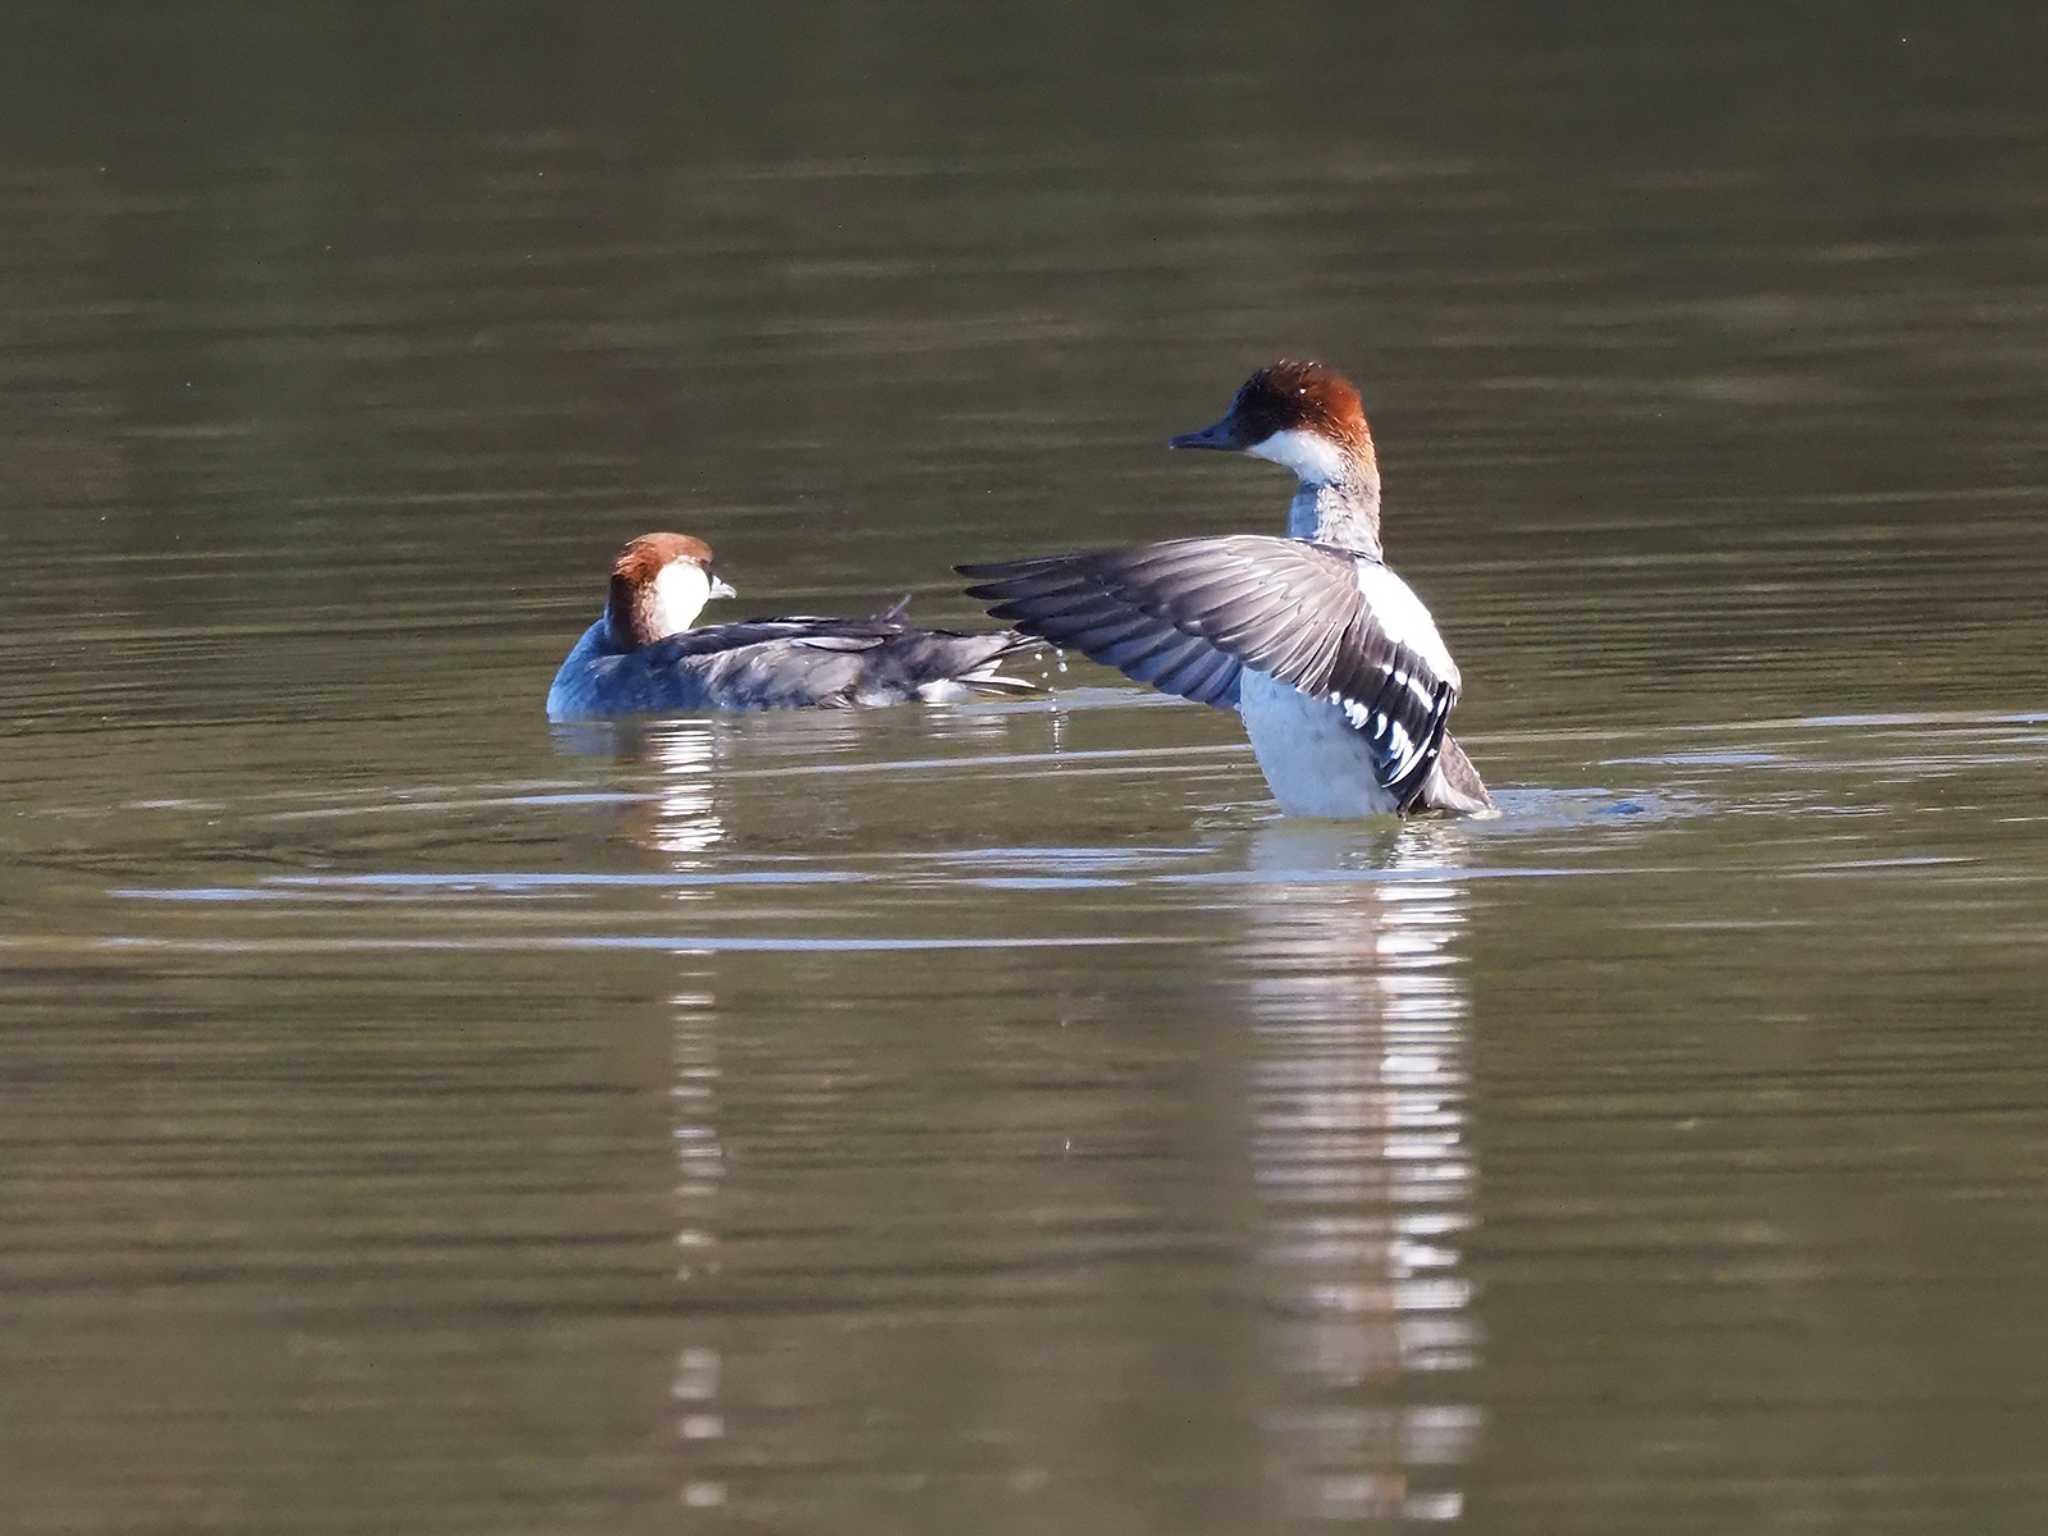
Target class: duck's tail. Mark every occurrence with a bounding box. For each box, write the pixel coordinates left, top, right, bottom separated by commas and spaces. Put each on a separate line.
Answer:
916, 629, 1049, 700
860, 595, 1048, 700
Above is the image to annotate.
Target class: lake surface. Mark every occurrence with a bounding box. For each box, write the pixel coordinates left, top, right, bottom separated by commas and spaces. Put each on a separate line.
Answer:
4, 6, 2048, 1532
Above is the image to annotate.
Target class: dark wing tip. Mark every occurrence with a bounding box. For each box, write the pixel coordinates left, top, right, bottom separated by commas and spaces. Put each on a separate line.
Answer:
958, 557, 1081, 603
957, 557, 1047, 580
1386, 679, 1457, 813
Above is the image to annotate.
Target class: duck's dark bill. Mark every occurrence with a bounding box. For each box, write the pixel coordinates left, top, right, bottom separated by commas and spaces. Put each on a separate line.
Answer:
1167, 417, 1244, 451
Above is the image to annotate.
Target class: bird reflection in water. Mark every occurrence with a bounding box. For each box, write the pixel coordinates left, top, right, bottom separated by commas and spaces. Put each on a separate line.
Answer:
634, 722, 727, 858
1235, 819, 1482, 1523
554, 715, 733, 1511
667, 980, 728, 1510
551, 717, 730, 859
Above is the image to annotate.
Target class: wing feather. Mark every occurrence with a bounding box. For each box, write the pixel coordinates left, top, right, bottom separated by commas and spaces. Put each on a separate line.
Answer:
961, 535, 1462, 810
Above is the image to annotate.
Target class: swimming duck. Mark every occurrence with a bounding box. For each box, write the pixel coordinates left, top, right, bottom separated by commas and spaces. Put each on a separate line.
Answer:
548, 532, 1042, 719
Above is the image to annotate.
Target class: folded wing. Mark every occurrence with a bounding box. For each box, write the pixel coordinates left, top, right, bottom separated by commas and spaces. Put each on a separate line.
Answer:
637, 611, 1039, 709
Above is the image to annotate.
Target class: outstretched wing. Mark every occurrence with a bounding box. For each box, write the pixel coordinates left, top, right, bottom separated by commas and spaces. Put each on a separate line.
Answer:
960, 535, 1461, 808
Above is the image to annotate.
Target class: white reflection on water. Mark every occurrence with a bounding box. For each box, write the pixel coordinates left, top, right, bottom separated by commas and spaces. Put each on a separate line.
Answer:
668, 983, 728, 1510
1236, 822, 1480, 1524
633, 721, 728, 860
549, 716, 730, 860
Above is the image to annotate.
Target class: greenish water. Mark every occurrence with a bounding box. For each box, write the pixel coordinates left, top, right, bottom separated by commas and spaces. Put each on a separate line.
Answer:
4, 6, 2048, 1533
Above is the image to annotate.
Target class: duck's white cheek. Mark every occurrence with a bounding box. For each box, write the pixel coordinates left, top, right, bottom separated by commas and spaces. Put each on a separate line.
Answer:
651, 563, 713, 635
1245, 428, 1350, 485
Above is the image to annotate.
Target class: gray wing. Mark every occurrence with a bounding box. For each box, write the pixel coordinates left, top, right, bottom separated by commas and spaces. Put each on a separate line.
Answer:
960, 535, 1459, 809
639, 613, 1039, 709
646, 615, 895, 660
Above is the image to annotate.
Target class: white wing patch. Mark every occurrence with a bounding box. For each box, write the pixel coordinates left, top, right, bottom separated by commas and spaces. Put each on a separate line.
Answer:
1334, 693, 1415, 758
1355, 563, 1459, 688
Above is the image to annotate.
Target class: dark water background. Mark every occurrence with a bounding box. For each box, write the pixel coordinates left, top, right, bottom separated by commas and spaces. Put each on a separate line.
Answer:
4, 5, 2047, 1532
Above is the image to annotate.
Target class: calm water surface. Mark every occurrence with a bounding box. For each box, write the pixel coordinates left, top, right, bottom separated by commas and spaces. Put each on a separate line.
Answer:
5, 6, 2048, 1533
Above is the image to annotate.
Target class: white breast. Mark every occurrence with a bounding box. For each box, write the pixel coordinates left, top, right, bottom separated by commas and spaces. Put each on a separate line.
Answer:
1238, 670, 1401, 818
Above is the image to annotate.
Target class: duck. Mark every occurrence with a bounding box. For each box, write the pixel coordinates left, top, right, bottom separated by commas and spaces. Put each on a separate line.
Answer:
547, 532, 1042, 720
960, 361, 1493, 817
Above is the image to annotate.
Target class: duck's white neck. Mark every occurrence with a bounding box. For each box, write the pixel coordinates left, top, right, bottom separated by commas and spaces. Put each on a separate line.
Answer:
1282, 483, 1378, 555
1249, 431, 1383, 555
